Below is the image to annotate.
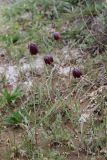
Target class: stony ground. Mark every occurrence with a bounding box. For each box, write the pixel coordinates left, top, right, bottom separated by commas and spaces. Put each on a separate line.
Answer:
0, 0, 107, 160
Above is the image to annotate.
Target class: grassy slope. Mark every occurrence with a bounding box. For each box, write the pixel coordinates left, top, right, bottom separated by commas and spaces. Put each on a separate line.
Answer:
0, 0, 107, 159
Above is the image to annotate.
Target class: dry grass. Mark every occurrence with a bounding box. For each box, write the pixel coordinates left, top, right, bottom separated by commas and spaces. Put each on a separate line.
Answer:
0, 0, 107, 159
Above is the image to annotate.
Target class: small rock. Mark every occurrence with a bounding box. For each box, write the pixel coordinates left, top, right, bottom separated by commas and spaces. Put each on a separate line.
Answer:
6, 65, 19, 87
21, 56, 44, 76
58, 66, 73, 77
52, 65, 73, 77
21, 63, 31, 73
19, 57, 28, 64
79, 113, 90, 123
32, 57, 44, 75
22, 80, 33, 92
0, 66, 5, 74
62, 47, 83, 63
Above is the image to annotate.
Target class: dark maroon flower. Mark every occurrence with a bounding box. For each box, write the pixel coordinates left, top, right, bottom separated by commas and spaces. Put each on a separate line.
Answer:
28, 43, 38, 55
53, 32, 61, 40
44, 55, 53, 65
72, 68, 82, 78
